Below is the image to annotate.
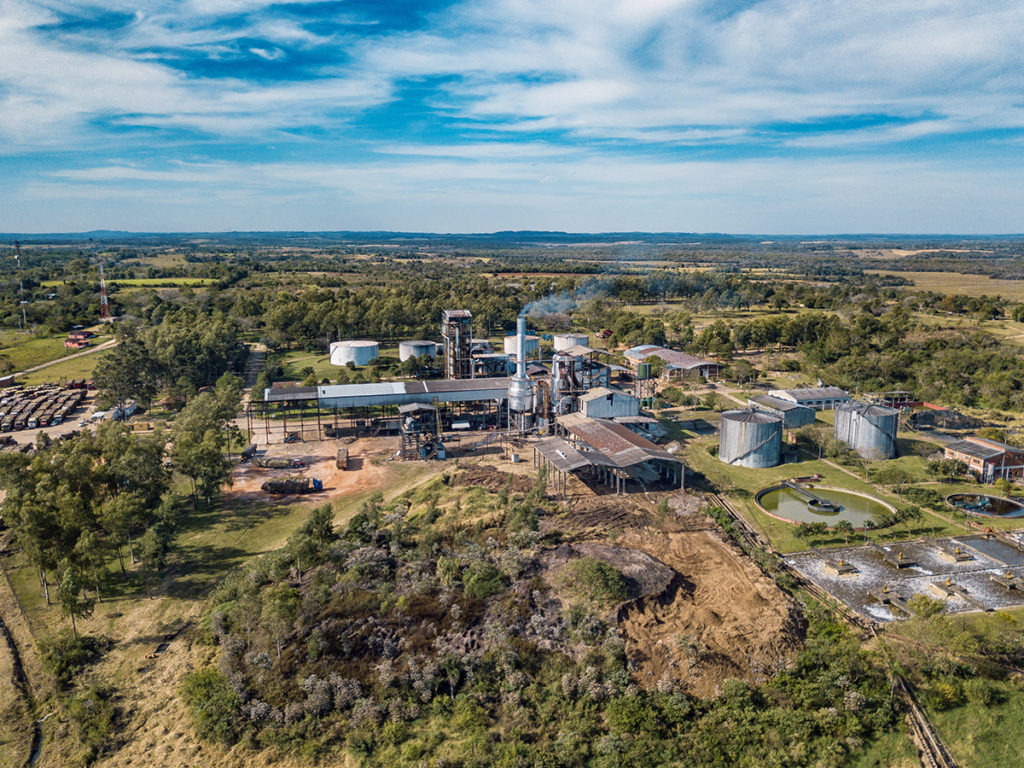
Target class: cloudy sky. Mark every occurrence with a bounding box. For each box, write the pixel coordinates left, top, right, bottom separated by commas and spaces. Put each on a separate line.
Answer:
2, 0, 1023, 233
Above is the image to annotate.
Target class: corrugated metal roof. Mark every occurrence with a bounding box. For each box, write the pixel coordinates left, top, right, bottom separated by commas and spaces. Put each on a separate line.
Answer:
835, 402, 898, 418
773, 386, 850, 401
722, 409, 783, 424
946, 440, 1003, 461
622, 345, 716, 370
748, 394, 810, 413
579, 386, 636, 402
557, 414, 679, 467
265, 385, 319, 402
534, 438, 602, 472
443, 309, 472, 319
557, 344, 598, 357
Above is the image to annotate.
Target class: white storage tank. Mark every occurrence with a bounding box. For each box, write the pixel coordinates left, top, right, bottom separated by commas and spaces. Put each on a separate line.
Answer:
330, 340, 379, 366
503, 333, 539, 359
719, 410, 783, 468
398, 340, 438, 361
553, 332, 589, 351
834, 402, 898, 460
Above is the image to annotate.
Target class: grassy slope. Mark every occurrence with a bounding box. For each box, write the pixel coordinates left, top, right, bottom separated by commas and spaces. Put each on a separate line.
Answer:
0, 330, 77, 371
867, 270, 1024, 300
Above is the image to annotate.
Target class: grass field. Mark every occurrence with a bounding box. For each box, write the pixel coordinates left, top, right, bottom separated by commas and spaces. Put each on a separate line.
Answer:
0, 330, 84, 372
868, 270, 1024, 300
21, 348, 106, 385
684, 436, 967, 552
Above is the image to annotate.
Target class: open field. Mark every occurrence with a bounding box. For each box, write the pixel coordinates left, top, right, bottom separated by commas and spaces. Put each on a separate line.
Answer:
21, 348, 106, 385
0, 330, 78, 372
868, 270, 1024, 300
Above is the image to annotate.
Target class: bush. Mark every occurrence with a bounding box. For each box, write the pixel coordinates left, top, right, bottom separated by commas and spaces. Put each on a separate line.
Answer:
964, 678, 994, 706
67, 685, 117, 764
463, 561, 507, 600
561, 556, 628, 605
39, 630, 104, 688
180, 668, 241, 744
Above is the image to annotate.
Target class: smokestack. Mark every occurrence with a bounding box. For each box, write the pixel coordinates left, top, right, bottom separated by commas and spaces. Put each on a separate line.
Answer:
516, 316, 527, 378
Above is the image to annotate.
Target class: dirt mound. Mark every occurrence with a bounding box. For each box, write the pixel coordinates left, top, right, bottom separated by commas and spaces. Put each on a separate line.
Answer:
574, 541, 677, 600
617, 527, 803, 698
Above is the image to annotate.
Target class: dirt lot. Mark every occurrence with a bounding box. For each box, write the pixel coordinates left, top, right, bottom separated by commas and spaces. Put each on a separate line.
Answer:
479, 453, 806, 698
227, 437, 398, 504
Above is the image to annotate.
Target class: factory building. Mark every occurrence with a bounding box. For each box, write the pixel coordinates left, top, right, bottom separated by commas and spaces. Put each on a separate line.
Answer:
747, 394, 815, 428
543, 412, 683, 494
718, 410, 783, 468
622, 345, 720, 380
944, 436, 1024, 482
768, 386, 851, 411
329, 340, 379, 366
578, 387, 639, 419
833, 402, 898, 460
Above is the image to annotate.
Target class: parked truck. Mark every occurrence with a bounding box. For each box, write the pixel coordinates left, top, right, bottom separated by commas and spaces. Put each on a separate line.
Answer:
261, 477, 323, 494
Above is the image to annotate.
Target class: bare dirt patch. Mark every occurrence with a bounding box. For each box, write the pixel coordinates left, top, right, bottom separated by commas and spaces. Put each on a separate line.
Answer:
617, 524, 803, 698
227, 437, 396, 504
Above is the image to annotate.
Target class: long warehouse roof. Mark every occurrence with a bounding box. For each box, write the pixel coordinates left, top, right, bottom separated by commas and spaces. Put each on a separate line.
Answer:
557, 413, 679, 468
265, 377, 513, 408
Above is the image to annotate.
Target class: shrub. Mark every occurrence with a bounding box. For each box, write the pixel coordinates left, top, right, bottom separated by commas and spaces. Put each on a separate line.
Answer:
67, 685, 117, 763
561, 557, 628, 605
463, 561, 506, 600
39, 630, 104, 688
180, 668, 241, 744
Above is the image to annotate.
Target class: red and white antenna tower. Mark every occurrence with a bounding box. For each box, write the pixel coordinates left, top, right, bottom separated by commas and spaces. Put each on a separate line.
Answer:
98, 259, 111, 322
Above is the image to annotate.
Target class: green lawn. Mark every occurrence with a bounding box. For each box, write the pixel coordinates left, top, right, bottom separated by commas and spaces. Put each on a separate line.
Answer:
684, 436, 967, 553
0, 330, 81, 372
21, 348, 106, 385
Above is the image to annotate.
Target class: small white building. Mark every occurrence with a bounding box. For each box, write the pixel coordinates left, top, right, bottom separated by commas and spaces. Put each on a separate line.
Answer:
768, 386, 851, 411
578, 387, 640, 419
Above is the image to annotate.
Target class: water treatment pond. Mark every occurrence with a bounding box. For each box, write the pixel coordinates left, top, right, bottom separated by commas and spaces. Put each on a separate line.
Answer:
758, 486, 891, 527
947, 493, 1024, 519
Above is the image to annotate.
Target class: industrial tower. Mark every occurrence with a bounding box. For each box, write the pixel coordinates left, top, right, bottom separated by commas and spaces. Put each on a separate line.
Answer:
98, 259, 111, 322
13, 241, 26, 329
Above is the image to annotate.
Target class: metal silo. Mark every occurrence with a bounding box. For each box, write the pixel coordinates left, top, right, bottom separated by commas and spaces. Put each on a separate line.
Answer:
503, 333, 539, 359
329, 340, 379, 366
553, 332, 589, 351
719, 410, 783, 468
399, 340, 438, 361
834, 403, 898, 459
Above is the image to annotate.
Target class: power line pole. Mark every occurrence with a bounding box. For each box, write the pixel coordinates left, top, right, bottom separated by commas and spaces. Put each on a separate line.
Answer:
14, 241, 26, 330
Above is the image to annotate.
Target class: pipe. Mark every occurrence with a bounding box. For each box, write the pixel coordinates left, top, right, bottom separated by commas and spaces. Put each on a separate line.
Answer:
517, 316, 527, 377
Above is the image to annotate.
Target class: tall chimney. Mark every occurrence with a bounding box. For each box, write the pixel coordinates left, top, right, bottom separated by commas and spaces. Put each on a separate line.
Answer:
516, 316, 527, 378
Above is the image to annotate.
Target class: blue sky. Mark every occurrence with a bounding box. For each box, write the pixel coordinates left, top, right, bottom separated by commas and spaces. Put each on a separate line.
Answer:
2, 0, 1023, 233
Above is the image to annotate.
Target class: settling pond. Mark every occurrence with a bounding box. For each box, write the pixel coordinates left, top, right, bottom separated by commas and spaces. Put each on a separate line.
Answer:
757, 485, 893, 528
947, 493, 1024, 519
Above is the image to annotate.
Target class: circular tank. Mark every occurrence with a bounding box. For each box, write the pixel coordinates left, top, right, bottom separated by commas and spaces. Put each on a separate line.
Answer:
329, 340, 379, 366
398, 340, 438, 361
503, 334, 539, 359
719, 410, 783, 468
833, 402, 898, 460
553, 333, 589, 351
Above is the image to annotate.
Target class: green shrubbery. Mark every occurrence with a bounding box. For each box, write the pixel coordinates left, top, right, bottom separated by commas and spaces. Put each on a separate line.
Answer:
180, 668, 241, 744
560, 556, 629, 605
39, 630, 106, 688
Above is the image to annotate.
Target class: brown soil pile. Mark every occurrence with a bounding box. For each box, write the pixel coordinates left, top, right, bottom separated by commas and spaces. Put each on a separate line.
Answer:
617, 525, 803, 698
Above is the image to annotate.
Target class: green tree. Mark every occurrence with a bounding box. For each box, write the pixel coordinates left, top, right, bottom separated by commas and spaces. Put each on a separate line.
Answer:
57, 565, 94, 637
172, 393, 233, 508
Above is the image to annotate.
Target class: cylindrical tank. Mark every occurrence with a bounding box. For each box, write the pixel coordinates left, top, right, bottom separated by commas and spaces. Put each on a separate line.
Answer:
637, 362, 652, 380
329, 340, 379, 366
553, 332, 589, 351
503, 334, 539, 359
398, 340, 438, 361
719, 410, 783, 468
834, 403, 898, 459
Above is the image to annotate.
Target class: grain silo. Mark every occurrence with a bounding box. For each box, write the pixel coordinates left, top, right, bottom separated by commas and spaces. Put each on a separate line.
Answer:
719, 410, 783, 468
834, 402, 898, 459
398, 340, 438, 361
329, 340, 379, 366
503, 332, 539, 360
553, 332, 589, 351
